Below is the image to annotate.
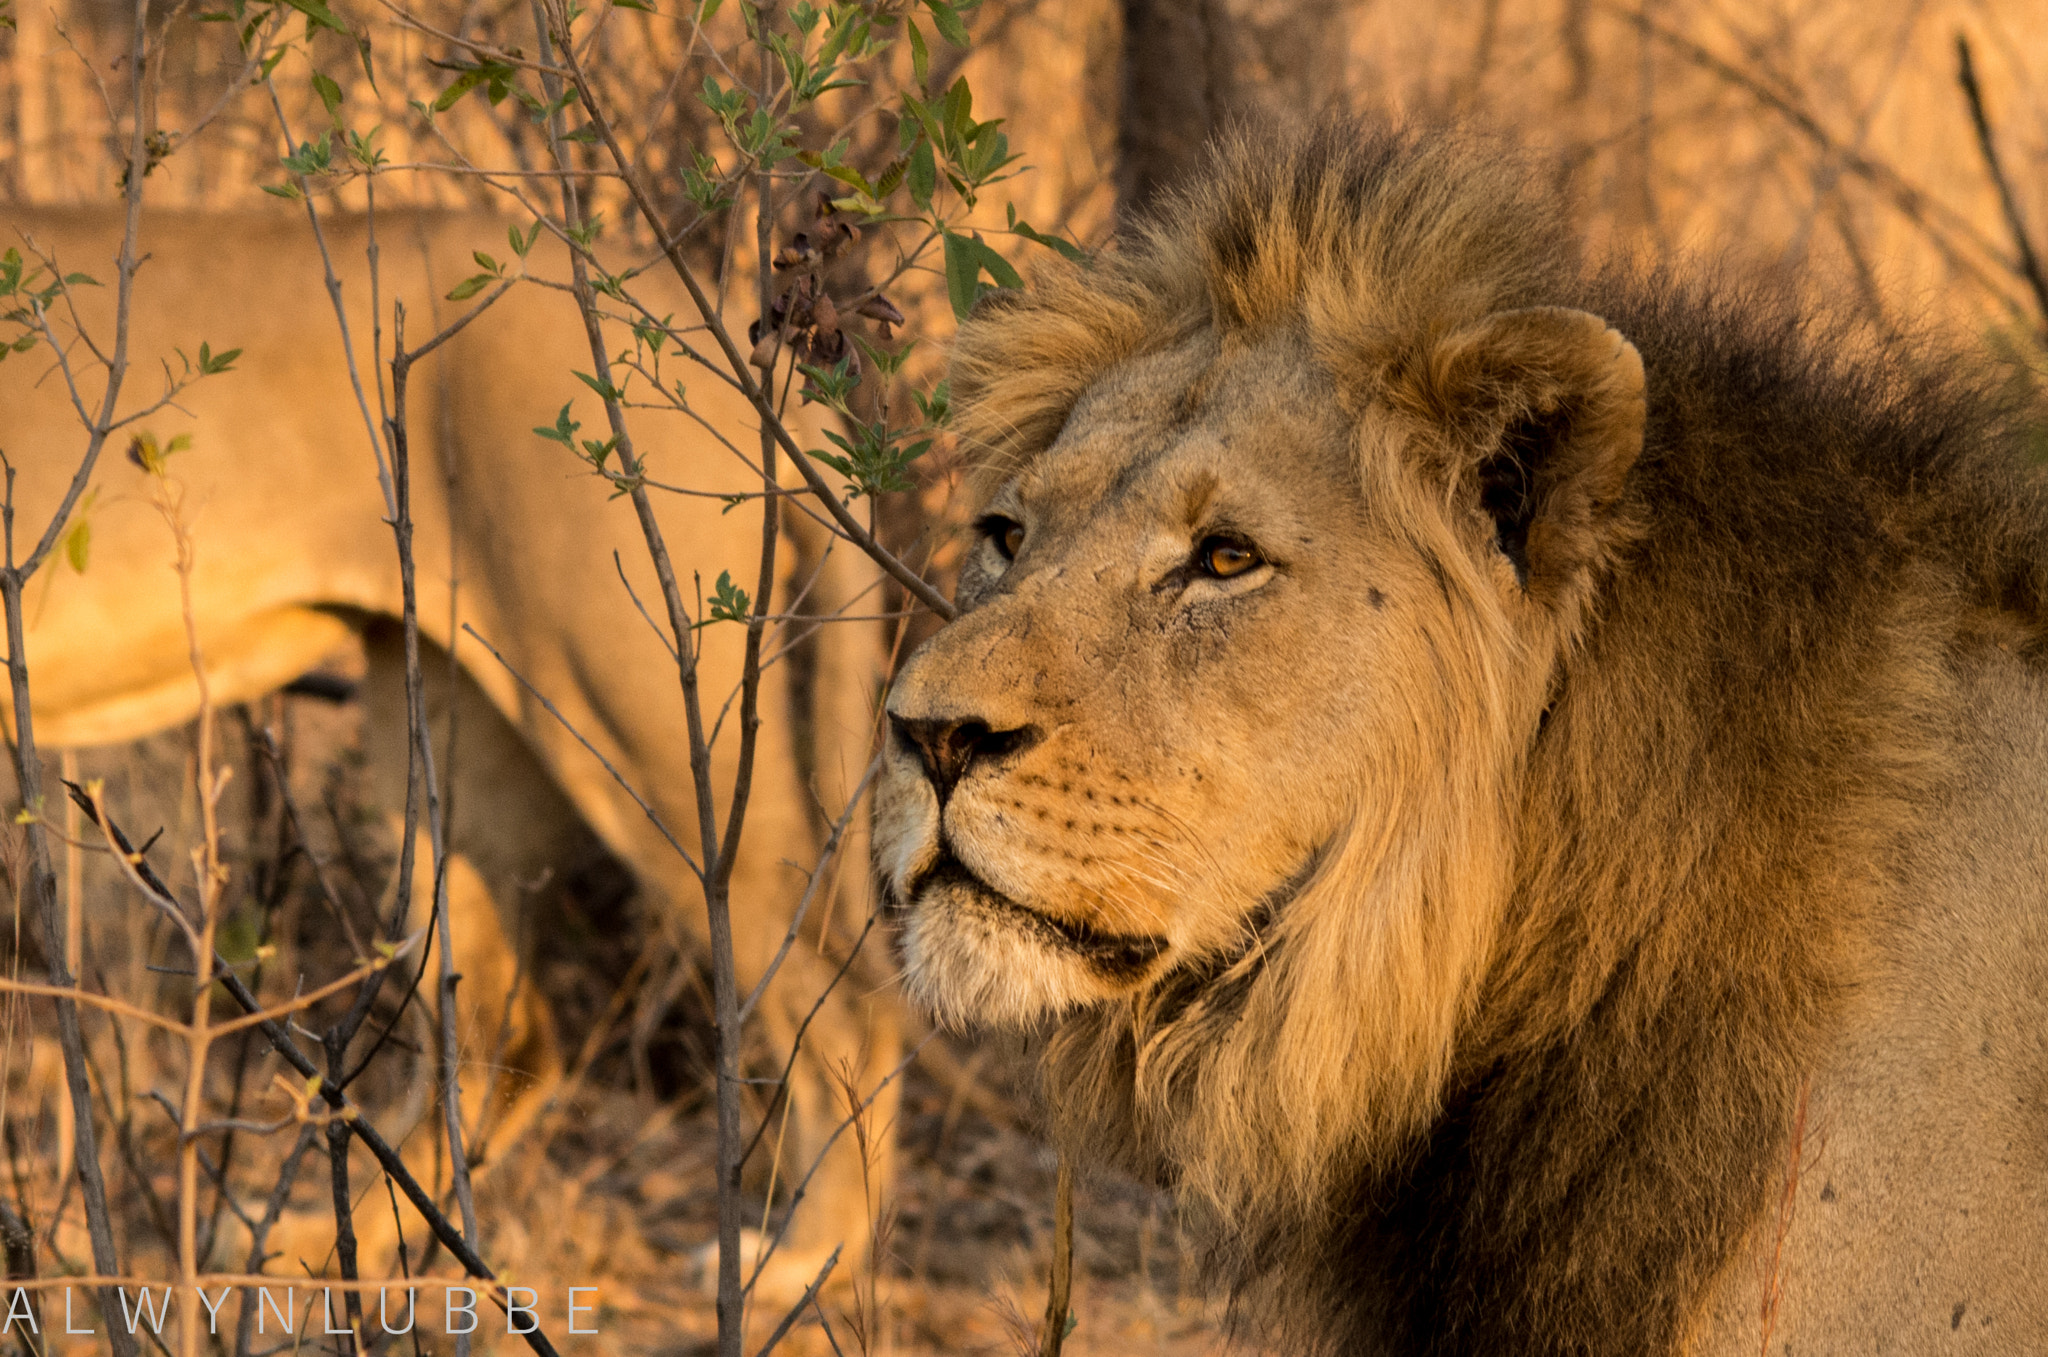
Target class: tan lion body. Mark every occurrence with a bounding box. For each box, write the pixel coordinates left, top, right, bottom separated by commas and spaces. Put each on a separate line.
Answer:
2, 207, 894, 1289
875, 125, 2048, 1353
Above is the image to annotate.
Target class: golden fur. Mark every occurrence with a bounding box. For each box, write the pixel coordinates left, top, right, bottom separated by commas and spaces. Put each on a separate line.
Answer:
874, 123, 2048, 1353
2, 206, 894, 1294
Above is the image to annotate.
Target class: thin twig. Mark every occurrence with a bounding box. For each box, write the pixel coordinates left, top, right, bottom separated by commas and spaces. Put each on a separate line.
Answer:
1038, 1154, 1074, 1357
751, 1244, 841, 1357
69, 795, 564, 1357
737, 912, 879, 1172
737, 756, 881, 1025
385, 303, 484, 1302
0, 0, 158, 1339
234, 1123, 316, 1357
1615, 3, 2031, 319
264, 81, 399, 522
743, 1037, 928, 1299
1954, 34, 2048, 335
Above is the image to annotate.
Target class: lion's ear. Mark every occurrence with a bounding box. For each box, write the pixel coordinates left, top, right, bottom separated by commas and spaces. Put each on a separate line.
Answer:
1396, 306, 1646, 603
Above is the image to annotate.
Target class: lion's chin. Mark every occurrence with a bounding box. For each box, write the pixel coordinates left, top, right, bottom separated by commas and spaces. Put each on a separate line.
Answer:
893, 855, 1169, 1031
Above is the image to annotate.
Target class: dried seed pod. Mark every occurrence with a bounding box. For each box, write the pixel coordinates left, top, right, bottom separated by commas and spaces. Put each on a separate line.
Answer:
811, 291, 840, 341
856, 294, 905, 328
748, 317, 782, 369
820, 218, 861, 258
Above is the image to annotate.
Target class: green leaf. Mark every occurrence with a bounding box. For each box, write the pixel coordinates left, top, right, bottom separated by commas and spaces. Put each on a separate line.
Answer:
922, 0, 968, 46
533, 402, 580, 446
433, 64, 503, 113
614, 0, 654, 10
311, 71, 344, 120
942, 76, 973, 143
574, 369, 624, 403
62, 517, 89, 573
906, 18, 929, 86
820, 162, 872, 194
279, 0, 348, 37
973, 234, 1022, 290
696, 0, 722, 20
433, 67, 487, 113
941, 232, 1017, 319
445, 274, 493, 301
698, 75, 746, 120
851, 333, 913, 378
1009, 205, 1086, 262
342, 126, 387, 170
280, 133, 333, 177
703, 570, 751, 625
906, 138, 936, 209
62, 272, 100, 287
901, 90, 944, 152
634, 312, 672, 353
942, 230, 978, 321
914, 377, 950, 427
197, 341, 241, 374
872, 155, 907, 200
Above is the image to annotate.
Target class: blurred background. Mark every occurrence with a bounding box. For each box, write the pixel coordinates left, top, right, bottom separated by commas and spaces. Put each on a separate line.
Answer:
10, 0, 2048, 337
2, 1, 2044, 1353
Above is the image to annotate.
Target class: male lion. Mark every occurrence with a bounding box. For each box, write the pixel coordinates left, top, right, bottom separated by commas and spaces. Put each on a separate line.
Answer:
3, 207, 896, 1294
875, 123, 2048, 1353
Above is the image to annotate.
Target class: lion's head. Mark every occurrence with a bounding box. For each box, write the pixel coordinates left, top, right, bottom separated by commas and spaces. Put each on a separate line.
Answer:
878, 125, 1647, 1207
875, 121, 2048, 1352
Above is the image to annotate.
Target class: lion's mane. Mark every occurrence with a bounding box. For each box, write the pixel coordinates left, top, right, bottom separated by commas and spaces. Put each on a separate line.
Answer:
946, 124, 2048, 1353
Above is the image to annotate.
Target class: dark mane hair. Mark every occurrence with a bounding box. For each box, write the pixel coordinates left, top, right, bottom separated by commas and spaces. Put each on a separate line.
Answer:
951, 119, 2048, 1354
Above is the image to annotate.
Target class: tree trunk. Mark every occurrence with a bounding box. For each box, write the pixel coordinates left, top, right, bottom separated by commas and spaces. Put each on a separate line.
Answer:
1116, 0, 1352, 216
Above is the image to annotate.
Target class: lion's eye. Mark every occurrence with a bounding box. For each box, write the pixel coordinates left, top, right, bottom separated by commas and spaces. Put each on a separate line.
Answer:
979, 515, 1025, 562
1197, 536, 1261, 579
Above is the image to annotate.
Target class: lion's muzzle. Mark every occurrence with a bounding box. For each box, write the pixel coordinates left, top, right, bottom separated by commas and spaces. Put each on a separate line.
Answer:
888, 711, 1040, 803
878, 670, 1176, 1026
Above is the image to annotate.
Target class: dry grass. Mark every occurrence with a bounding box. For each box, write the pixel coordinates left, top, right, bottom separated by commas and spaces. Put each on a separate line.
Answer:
4, 644, 1242, 1354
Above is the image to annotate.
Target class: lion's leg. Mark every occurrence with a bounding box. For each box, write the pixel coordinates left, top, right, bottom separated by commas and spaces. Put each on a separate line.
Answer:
358, 623, 594, 1172
383, 823, 562, 1166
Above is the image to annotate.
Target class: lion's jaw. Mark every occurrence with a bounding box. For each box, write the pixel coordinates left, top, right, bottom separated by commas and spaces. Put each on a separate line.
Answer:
878, 332, 1541, 1043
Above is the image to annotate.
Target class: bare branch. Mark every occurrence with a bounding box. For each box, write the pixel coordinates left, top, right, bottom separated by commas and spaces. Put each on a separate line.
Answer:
751, 1244, 842, 1357
1037, 1156, 1074, 1357
1955, 34, 2048, 335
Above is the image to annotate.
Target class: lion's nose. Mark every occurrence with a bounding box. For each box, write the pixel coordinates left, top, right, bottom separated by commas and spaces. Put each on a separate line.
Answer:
890, 713, 1038, 803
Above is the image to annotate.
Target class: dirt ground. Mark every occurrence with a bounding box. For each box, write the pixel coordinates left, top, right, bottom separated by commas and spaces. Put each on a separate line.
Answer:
4, 650, 1248, 1356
